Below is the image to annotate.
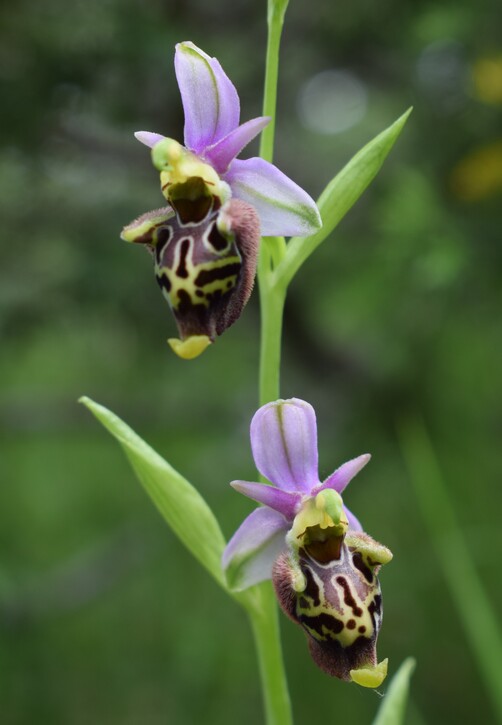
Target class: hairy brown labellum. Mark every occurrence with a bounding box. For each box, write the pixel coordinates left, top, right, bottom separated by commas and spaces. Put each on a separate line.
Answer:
122, 199, 260, 344
273, 533, 387, 681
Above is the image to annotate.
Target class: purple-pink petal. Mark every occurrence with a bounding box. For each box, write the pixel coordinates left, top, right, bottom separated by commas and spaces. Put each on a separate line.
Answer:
222, 507, 288, 590
175, 41, 240, 155
315, 453, 371, 495
204, 117, 271, 174
344, 505, 363, 532
225, 157, 322, 237
250, 398, 319, 493
134, 131, 166, 149
230, 481, 301, 520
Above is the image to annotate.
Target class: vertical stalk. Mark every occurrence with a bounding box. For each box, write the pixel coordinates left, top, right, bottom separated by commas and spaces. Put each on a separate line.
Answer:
258, 258, 286, 406
248, 265, 290, 720
259, 0, 290, 163
257, 0, 289, 405
244, 2, 293, 723
248, 583, 293, 725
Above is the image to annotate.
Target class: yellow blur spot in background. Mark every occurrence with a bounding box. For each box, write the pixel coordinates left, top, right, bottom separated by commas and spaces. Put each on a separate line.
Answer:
472, 56, 502, 104
450, 141, 502, 201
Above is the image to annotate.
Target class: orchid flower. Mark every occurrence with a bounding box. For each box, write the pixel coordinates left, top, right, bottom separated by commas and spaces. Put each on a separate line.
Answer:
222, 398, 392, 687
121, 43, 321, 360
136, 41, 322, 238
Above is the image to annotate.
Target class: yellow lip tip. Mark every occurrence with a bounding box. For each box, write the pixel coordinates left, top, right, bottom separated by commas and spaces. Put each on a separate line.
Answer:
120, 228, 135, 242
168, 335, 212, 360
350, 658, 388, 688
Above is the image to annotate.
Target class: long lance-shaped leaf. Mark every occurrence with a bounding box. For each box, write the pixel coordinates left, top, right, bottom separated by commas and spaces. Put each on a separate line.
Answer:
275, 108, 412, 288
80, 397, 227, 590
372, 657, 416, 725
398, 416, 502, 721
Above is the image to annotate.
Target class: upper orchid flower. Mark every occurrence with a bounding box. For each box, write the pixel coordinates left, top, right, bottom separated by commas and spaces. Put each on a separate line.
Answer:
222, 398, 392, 687
121, 42, 321, 359
135, 42, 321, 238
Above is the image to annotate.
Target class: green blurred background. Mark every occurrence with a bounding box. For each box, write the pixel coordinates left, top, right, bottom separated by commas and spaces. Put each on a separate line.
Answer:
1, 0, 501, 722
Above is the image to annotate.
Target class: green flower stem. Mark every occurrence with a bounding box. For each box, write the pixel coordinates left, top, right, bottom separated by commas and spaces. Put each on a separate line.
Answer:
259, 0, 289, 163
398, 417, 502, 722
252, 237, 289, 725
258, 254, 286, 406
257, 0, 289, 405
243, 2, 293, 723
246, 583, 293, 725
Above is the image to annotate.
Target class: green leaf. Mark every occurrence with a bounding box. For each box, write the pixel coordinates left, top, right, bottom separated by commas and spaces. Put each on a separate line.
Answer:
398, 416, 502, 720
79, 396, 227, 590
372, 657, 416, 725
276, 108, 412, 288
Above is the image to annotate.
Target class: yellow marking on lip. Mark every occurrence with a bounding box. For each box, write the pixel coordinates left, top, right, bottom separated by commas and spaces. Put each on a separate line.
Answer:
157, 252, 241, 309
168, 335, 211, 360
350, 658, 388, 688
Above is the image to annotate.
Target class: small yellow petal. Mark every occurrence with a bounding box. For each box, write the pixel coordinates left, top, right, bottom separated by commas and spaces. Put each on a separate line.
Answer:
168, 336, 212, 360
350, 658, 388, 688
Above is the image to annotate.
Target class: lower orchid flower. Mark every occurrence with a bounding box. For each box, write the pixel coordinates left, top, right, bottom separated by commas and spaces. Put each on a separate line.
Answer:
122, 42, 321, 359
222, 398, 392, 687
